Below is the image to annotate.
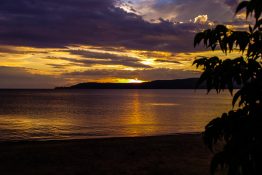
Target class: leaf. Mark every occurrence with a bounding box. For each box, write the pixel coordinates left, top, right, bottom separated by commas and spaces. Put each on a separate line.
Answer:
236, 1, 249, 14
249, 25, 253, 33
254, 2, 262, 20
215, 25, 228, 34
193, 1, 262, 175
192, 57, 207, 68
194, 32, 204, 47
246, 2, 252, 19
196, 71, 208, 89
254, 19, 262, 29
233, 90, 242, 107
210, 152, 227, 175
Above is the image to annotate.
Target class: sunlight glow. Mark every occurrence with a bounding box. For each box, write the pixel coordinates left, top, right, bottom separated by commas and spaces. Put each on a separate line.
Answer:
128, 78, 145, 83
1, 44, 241, 86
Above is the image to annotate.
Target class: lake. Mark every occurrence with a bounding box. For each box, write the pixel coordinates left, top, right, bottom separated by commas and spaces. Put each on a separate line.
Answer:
0, 89, 233, 141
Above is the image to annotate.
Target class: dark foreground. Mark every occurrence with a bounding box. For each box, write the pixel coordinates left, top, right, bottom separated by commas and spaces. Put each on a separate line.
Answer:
0, 134, 212, 175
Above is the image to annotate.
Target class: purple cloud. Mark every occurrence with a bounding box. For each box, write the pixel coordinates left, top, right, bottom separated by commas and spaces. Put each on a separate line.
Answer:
0, 0, 209, 52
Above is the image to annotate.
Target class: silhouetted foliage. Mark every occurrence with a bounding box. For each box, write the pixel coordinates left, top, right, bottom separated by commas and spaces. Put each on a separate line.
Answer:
194, 0, 261, 174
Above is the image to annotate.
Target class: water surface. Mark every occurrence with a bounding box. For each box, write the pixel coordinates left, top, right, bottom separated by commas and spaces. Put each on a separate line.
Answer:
0, 89, 232, 141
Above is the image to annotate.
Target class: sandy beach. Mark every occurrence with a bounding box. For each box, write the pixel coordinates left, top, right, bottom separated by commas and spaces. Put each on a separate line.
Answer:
0, 134, 212, 175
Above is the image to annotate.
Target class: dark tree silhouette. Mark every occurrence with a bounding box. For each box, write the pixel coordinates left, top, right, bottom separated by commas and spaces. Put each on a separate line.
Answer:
193, 0, 261, 174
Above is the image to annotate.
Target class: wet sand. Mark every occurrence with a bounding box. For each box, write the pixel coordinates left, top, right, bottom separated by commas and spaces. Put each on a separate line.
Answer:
0, 134, 212, 175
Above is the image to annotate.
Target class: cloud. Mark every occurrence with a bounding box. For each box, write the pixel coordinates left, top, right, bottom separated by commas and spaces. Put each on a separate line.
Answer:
0, 0, 246, 88
224, 0, 240, 10
0, 0, 211, 53
64, 68, 200, 82
0, 0, 245, 53
46, 63, 73, 69
154, 59, 181, 64
194, 15, 208, 24
69, 50, 151, 68
45, 49, 153, 68
0, 66, 65, 88
123, 0, 239, 23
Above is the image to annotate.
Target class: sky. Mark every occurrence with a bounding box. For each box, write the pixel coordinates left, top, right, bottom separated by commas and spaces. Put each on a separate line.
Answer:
0, 0, 248, 88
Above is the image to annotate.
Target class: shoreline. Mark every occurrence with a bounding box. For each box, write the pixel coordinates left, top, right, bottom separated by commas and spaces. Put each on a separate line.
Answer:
0, 133, 211, 175
0, 132, 203, 143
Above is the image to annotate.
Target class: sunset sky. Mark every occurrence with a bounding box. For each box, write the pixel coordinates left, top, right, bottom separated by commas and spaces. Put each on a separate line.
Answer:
0, 0, 248, 88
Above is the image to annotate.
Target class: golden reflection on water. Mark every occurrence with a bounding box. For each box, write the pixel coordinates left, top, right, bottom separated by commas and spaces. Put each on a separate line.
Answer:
0, 90, 232, 141
150, 103, 180, 106
122, 91, 159, 136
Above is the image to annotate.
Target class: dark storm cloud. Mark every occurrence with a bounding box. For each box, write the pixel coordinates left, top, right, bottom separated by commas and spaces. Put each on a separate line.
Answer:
64, 68, 200, 81
0, 66, 64, 88
0, 0, 207, 52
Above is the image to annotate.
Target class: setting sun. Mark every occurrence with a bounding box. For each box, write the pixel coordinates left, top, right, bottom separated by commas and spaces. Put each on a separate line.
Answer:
128, 78, 145, 83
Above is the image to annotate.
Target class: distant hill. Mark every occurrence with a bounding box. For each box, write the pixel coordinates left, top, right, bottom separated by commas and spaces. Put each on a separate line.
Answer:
55, 78, 207, 89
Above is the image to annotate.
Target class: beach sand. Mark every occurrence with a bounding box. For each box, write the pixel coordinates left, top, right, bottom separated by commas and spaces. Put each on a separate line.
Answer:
0, 134, 212, 175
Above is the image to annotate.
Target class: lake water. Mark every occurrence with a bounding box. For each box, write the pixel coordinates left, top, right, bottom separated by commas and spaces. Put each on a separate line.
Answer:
0, 89, 233, 141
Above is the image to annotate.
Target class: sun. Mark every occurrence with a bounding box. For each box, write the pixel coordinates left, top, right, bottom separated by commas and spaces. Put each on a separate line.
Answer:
128, 78, 144, 83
